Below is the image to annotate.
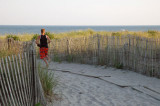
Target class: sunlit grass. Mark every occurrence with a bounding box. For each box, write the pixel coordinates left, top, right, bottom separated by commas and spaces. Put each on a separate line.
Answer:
0, 36, 6, 39
19, 34, 34, 41
0, 29, 160, 41
0, 49, 20, 58
0, 29, 159, 58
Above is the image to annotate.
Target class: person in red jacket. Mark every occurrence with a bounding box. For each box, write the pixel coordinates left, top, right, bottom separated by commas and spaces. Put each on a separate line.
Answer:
36, 28, 51, 67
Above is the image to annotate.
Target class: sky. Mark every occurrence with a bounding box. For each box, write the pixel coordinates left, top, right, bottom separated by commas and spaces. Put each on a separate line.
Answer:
0, 0, 160, 25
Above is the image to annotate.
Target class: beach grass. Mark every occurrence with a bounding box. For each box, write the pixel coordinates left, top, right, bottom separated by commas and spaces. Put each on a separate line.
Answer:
0, 29, 160, 42
0, 40, 24, 58
0, 29, 160, 58
37, 63, 58, 100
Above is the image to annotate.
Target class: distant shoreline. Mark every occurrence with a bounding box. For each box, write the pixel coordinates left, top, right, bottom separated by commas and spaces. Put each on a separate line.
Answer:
1, 25, 160, 26
0, 25, 160, 35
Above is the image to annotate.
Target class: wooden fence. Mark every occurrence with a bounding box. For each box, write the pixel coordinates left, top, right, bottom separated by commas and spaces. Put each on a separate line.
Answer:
0, 40, 46, 106
0, 38, 32, 58
49, 35, 160, 78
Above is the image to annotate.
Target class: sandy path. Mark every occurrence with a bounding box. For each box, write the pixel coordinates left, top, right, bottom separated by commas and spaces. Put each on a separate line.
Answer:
45, 62, 160, 106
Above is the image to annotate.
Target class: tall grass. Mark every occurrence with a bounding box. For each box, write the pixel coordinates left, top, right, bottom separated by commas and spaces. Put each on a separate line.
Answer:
0, 40, 24, 58
48, 34, 160, 78
6, 35, 20, 41
37, 63, 58, 100
1, 29, 160, 42
1, 29, 160, 59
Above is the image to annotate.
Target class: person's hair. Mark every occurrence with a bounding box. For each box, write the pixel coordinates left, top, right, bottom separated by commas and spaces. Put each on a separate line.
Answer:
41, 29, 45, 33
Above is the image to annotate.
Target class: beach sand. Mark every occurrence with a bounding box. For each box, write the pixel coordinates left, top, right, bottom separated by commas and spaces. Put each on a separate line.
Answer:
44, 61, 160, 106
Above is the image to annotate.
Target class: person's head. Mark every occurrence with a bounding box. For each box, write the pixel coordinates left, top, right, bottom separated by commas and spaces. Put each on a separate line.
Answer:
41, 28, 45, 35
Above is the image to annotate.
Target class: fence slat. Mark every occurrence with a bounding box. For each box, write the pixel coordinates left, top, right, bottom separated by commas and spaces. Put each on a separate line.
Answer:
18, 54, 28, 105
12, 55, 24, 106
0, 62, 10, 105
24, 52, 32, 106
1, 57, 16, 106
15, 55, 26, 105
0, 66, 7, 106
29, 50, 34, 106
5, 56, 19, 106
8, 56, 21, 106
21, 53, 30, 106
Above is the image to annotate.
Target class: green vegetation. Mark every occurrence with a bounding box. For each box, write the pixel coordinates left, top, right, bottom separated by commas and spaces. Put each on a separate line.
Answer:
112, 32, 121, 36
38, 63, 58, 99
66, 55, 74, 63
6, 34, 20, 41
1, 29, 160, 42
32, 32, 55, 40
147, 30, 158, 37
0, 29, 160, 59
45, 32, 54, 39
1, 29, 160, 61
32, 34, 39, 40
53, 54, 62, 63
35, 103, 42, 106
114, 63, 123, 69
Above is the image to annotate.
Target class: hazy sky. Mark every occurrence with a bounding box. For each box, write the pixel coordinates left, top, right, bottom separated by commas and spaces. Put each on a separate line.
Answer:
0, 0, 160, 25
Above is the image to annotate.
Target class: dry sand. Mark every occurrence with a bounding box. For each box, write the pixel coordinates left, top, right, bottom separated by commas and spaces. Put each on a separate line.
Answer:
44, 61, 160, 106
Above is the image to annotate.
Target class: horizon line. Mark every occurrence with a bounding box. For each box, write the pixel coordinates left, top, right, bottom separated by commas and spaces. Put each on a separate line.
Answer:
0, 25, 160, 26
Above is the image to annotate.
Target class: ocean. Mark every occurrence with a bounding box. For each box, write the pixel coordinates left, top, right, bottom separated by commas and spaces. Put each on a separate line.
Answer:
0, 25, 160, 35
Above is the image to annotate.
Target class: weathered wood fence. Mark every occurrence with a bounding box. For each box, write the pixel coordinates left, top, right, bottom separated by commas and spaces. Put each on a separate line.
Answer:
0, 40, 46, 106
0, 38, 29, 50
49, 35, 160, 78
0, 38, 32, 58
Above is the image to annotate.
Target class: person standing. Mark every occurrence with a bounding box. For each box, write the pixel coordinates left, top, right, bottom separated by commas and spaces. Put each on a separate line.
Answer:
36, 28, 51, 66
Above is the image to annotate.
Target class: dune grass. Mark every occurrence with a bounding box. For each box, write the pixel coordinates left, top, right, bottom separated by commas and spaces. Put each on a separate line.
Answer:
1, 29, 159, 58
0, 40, 24, 58
0, 29, 160, 42
37, 63, 58, 100
0, 29, 160, 59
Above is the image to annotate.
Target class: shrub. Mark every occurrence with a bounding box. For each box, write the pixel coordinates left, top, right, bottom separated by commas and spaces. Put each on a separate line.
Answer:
112, 32, 121, 36
147, 30, 157, 36
87, 29, 94, 35
32, 34, 39, 40
32, 32, 55, 40
114, 63, 123, 69
6, 35, 20, 41
45, 32, 54, 39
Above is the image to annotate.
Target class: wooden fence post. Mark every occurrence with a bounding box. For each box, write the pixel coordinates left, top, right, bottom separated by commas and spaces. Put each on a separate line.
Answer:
128, 34, 131, 69
31, 48, 36, 106
97, 34, 100, 64
8, 38, 12, 49
144, 39, 148, 73
67, 38, 70, 55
